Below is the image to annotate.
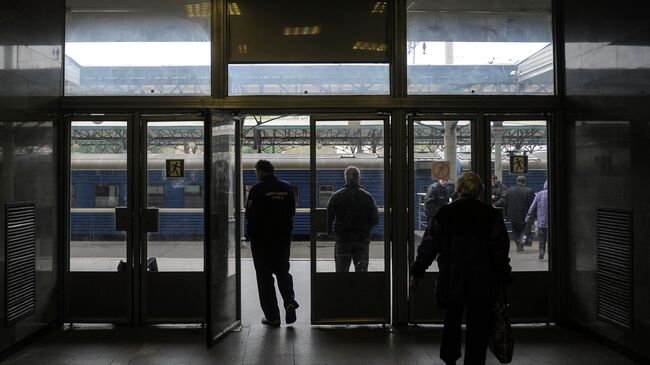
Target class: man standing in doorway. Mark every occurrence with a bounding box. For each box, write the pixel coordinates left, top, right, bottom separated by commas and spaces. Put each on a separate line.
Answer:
327, 166, 379, 272
505, 175, 535, 252
245, 160, 299, 326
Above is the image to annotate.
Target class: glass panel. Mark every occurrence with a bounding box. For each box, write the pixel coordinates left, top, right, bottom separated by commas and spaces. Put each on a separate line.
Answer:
241, 115, 311, 260
228, 0, 389, 95
490, 120, 549, 271
228, 64, 389, 96
65, 1, 211, 96
208, 114, 238, 342
228, 0, 389, 63
406, 0, 554, 95
70, 121, 127, 272
316, 119, 385, 272
412, 120, 471, 272
146, 121, 204, 272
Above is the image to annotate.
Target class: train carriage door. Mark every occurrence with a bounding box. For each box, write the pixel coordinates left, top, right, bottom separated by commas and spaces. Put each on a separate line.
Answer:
206, 112, 241, 344
139, 115, 206, 323
310, 115, 391, 324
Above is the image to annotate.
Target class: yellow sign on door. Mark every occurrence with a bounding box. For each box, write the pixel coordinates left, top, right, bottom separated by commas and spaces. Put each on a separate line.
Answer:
510, 155, 528, 174
166, 159, 185, 178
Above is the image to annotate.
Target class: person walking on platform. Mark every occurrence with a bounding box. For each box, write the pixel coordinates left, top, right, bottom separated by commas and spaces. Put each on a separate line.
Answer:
490, 174, 507, 208
410, 172, 512, 365
245, 160, 299, 326
505, 175, 535, 252
526, 180, 549, 260
424, 179, 451, 225
327, 166, 379, 272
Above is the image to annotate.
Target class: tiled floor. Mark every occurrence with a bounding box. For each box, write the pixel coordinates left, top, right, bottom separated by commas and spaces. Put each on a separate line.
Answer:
3, 323, 640, 365
4, 260, 640, 364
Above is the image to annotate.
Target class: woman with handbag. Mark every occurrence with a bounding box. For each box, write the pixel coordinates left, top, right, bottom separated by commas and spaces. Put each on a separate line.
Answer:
410, 172, 513, 365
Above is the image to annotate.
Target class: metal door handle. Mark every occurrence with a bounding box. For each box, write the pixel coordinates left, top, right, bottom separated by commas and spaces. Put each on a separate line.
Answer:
143, 208, 160, 233
115, 207, 130, 231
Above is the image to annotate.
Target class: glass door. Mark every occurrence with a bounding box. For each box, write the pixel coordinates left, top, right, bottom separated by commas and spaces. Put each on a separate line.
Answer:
65, 113, 213, 325
406, 113, 552, 323
487, 115, 551, 321
65, 116, 133, 323
310, 115, 390, 324
140, 116, 206, 323
207, 112, 241, 344
407, 115, 475, 323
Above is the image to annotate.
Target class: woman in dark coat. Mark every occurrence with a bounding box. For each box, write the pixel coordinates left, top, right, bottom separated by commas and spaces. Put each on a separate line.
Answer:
410, 172, 512, 365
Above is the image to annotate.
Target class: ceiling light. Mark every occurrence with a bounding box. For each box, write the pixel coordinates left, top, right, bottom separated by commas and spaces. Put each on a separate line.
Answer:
283, 25, 321, 36
228, 2, 241, 16
353, 41, 388, 52
185, 2, 210, 17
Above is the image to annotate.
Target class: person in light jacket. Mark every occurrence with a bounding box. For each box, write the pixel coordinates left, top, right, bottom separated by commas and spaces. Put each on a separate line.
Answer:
526, 180, 549, 260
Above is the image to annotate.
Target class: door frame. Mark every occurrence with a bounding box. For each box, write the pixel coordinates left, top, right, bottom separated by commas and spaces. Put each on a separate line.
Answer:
406, 113, 479, 323
64, 113, 135, 323
64, 112, 209, 324
406, 112, 555, 323
309, 113, 391, 324
138, 113, 207, 324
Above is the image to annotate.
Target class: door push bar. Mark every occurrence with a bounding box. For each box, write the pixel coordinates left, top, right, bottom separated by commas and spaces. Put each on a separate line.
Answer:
114, 207, 160, 233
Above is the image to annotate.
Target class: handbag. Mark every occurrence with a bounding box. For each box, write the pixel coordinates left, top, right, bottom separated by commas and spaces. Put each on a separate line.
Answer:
489, 287, 514, 364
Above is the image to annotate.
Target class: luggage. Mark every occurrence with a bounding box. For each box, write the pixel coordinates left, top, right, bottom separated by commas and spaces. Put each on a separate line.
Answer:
521, 221, 534, 247
489, 287, 514, 364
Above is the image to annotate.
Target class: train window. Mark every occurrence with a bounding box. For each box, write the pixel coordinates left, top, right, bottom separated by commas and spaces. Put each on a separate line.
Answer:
184, 185, 203, 208
95, 185, 120, 208
319, 185, 334, 207
70, 185, 76, 208
147, 185, 164, 208
292, 185, 300, 208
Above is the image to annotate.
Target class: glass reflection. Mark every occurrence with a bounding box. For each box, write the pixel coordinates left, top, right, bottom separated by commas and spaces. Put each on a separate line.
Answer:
65, 0, 211, 96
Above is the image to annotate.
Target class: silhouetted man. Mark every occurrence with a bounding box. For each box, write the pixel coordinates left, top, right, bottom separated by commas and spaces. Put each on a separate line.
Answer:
505, 175, 534, 252
327, 166, 379, 272
245, 160, 299, 326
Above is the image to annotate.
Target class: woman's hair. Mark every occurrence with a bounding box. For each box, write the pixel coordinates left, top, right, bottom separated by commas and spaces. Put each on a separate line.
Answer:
455, 172, 484, 199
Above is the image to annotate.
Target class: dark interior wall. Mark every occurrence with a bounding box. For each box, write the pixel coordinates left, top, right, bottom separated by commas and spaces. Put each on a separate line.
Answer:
563, 0, 650, 360
0, 0, 63, 354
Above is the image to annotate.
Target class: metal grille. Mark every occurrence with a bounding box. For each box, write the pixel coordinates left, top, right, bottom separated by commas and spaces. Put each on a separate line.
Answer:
5, 202, 36, 324
596, 208, 633, 330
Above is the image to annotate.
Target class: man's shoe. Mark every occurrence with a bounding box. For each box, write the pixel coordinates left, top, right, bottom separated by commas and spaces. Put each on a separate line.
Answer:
285, 303, 297, 324
261, 318, 280, 327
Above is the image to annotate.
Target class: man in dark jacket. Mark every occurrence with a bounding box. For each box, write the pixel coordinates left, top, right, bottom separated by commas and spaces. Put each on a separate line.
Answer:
505, 175, 535, 252
424, 179, 451, 225
245, 160, 299, 326
327, 166, 379, 272
490, 174, 507, 208
410, 172, 512, 365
